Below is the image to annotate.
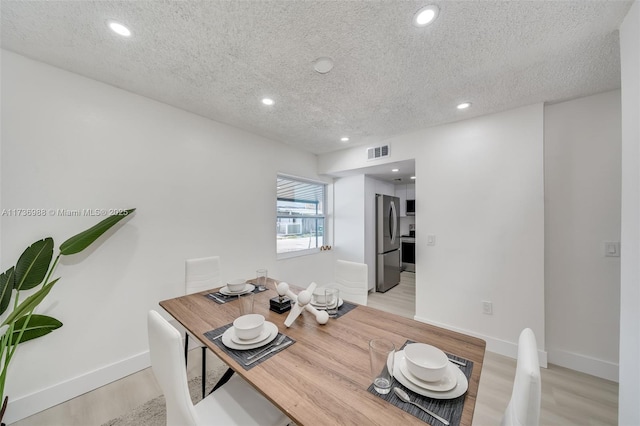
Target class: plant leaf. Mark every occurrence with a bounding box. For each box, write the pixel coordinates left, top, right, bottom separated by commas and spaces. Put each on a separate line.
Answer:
9, 314, 62, 345
59, 208, 135, 255
1, 278, 59, 327
0, 268, 15, 316
14, 238, 54, 291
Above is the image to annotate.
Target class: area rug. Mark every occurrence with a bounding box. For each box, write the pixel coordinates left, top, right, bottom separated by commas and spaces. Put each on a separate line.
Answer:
101, 364, 228, 426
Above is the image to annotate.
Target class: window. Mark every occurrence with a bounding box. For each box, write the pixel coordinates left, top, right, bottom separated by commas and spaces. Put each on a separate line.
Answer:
277, 175, 326, 255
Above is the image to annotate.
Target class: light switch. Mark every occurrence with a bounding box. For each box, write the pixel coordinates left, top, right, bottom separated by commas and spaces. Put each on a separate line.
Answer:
604, 242, 620, 257
427, 235, 436, 246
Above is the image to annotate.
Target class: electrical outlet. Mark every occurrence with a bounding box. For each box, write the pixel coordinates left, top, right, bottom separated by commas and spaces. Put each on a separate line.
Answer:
482, 301, 493, 315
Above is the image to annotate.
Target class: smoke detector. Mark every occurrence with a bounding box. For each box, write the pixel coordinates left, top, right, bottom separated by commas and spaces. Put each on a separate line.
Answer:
313, 57, 334, 74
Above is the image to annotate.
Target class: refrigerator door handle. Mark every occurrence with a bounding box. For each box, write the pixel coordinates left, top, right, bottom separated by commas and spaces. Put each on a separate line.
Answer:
389, 200, 398, 245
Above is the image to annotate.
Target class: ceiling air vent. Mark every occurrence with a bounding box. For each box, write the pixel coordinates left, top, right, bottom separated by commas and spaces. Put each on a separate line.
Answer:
367, 144, 390, 160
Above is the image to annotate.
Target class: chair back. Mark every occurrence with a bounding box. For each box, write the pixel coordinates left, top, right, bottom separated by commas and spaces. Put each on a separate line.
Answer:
185, 256, 221, 294
333, 259, 368, 305
501, 328, 542, 426
148, 310, 199, 426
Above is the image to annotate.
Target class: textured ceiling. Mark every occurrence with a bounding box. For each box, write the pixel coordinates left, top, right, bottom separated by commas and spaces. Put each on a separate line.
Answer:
1, 1, 633, 155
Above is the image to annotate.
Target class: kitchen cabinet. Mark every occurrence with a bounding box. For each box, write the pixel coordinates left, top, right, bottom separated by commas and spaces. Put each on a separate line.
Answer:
395, 186, 407, 216
407, 185, 415, 200
395, 184, 415, 217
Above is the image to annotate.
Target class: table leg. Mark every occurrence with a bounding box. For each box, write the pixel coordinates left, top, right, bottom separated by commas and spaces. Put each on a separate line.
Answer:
209, 368, 235, 394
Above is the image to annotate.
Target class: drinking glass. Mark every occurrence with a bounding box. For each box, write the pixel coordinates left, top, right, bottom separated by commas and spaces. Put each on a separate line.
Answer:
238, 293, 254, 316
256, 269, 268, 291
325, 288, 339, 318
369, 338, 395, 394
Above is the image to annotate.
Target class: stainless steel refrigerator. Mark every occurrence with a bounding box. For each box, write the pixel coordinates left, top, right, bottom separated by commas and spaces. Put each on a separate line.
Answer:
376, 194, 401, 292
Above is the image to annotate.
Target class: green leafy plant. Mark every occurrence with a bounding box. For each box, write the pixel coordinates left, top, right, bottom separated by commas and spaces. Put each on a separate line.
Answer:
0, 208, 135, 420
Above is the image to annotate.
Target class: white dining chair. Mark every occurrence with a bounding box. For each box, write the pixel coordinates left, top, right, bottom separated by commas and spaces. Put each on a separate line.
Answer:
148, 310, 290, 426
185, 256, 222, 398
331, 259, 368, 305
501, 328, 542, 426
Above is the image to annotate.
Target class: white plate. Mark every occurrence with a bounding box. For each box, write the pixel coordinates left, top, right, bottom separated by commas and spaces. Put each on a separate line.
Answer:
230, 326, 272, 345
219, 284, 255, 296
390, 350, 468, 399
222, 321, 278, 350
310, 298, 344, 309
400, 360, 458, 392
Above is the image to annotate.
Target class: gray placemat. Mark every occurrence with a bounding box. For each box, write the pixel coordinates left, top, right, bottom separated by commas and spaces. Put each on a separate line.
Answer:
205, 285, 268, 304
367, 340, 473, 426
204, 323, 295, 370
332, 301, 358, 318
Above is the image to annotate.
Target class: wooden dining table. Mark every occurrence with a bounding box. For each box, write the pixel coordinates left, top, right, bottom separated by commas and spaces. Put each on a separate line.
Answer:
159, 279, 486, 426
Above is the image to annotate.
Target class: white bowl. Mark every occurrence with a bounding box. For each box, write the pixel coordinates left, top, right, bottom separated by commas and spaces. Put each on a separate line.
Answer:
312, 289, 327, 304
233, 314, 265, 340
227, 278, 247, 293
404, 343, 449, 382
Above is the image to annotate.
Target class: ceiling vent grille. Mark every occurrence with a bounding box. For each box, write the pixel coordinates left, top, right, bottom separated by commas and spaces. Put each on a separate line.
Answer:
367, 144, 390, 160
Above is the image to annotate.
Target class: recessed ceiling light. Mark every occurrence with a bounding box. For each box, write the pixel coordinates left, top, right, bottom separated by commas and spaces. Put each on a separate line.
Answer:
341, 137, 350, 142
457, 102, 472, 110
108, 21, 131, 37
392, 169, 399, 172
413, 5, 439, 27
410, 176, 416, 180
314, 57, 334, 74
262, 98, 275, 106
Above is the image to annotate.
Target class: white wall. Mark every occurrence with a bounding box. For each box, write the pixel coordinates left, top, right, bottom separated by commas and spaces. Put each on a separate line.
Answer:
416, 105, 546, 361
333, 174, 394, 291
319, 133, 418, 176
364, 177, 376, 290
320, 104, 547, 362
333, 175, 366, 263
0, 50, 334, 423
544, 91, 621, 381
619, 1, 640, 423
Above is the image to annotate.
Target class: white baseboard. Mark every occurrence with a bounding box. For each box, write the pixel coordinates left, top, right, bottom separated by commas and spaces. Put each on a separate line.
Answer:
413, 315, 549, 367
411, 315, 618, 382
547, 348, 619, 382
5, 351, 151, 424
5, 318, 191, 423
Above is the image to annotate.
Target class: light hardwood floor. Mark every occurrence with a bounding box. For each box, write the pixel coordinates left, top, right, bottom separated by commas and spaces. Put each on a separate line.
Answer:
12, 272, 618, 425
368, 270, 418, 318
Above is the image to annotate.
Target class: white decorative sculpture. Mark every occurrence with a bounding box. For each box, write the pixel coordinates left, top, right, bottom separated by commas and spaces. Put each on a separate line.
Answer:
277, 281, 329, 327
